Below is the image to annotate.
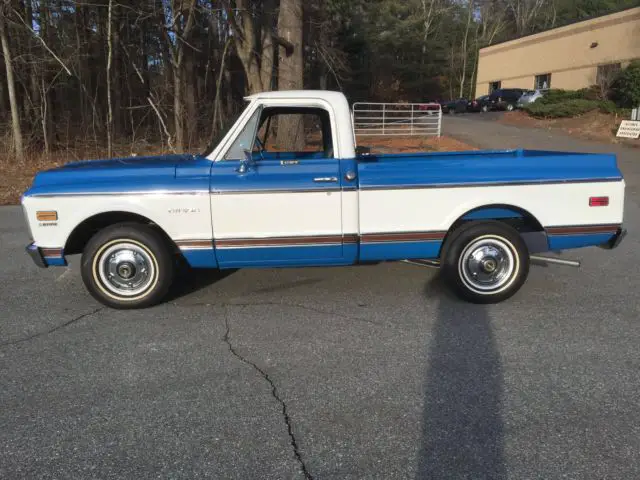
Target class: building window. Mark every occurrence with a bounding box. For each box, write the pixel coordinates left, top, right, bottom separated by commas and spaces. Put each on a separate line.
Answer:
489, 81, 501, 93
535, 74, 551, 90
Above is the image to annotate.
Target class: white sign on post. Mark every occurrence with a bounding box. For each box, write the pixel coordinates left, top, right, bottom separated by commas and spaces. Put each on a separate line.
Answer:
616, 120, 640, 139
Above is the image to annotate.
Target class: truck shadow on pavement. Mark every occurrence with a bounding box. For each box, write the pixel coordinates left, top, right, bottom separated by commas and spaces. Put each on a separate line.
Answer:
417, 274, 505, 479
166, 268, 238, 301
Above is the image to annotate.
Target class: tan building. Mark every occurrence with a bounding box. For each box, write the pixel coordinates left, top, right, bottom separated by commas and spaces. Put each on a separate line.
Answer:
476, 7, 640, 95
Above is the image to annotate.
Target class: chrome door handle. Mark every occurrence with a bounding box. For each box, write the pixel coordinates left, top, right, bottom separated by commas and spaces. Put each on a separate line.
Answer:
313, 177, 338, 183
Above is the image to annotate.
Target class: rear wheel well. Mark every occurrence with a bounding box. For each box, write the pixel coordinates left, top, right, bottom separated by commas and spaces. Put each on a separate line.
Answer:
65, 212, 175, 255
441, 205, 544, 256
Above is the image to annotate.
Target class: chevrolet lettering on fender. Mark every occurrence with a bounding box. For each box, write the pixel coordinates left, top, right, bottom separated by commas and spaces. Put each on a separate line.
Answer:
21, 91, 626, 309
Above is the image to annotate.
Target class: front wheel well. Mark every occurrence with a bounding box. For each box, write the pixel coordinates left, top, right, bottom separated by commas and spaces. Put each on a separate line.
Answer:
65, 212, 175, 255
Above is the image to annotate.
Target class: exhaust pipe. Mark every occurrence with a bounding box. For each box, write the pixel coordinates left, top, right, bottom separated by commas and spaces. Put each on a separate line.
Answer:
401, 259, 441, 268
401, 256, 580, 269
530, 255, 581, 268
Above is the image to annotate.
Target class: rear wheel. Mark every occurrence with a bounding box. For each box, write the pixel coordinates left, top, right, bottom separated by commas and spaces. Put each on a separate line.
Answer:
506, 103, 515, 111
81, 223, 174, 309
441, 222, 529, 304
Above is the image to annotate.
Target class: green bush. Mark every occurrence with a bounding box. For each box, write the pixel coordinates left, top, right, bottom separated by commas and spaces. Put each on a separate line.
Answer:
524, 99, 617, 118
537, 89, 583, 105
537, 86, 601, 105
577, 85, 601, 101
611, 61, 640, 108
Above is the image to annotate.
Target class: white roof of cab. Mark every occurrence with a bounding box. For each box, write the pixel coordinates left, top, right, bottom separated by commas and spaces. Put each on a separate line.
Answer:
244, 90, 348, 102
239, 90, 355, 159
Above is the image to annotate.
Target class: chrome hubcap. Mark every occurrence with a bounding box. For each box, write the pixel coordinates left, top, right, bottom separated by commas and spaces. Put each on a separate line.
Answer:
98, 243, 155, 297
459, 237, 516, 293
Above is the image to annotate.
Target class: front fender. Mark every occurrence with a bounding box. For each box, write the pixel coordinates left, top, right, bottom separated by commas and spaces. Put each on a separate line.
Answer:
23, 193, 212, 249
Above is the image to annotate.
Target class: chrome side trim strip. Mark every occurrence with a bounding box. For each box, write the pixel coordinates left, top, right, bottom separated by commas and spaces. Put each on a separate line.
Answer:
359, 177, 624, 191
545, 223, 621, 235
212, 187, 342, 195
28, 190, 210, 198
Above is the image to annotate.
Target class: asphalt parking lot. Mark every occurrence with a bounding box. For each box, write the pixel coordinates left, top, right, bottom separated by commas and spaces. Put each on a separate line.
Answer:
2, 120, 639, 479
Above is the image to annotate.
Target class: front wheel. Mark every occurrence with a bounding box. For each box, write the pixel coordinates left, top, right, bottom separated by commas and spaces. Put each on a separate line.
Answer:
81, 223, 174, 309
441, 222, 529, 304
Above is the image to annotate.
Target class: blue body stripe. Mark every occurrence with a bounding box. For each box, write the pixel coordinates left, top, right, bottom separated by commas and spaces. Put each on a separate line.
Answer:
44, 257, 67, 267
548, 233, 613, 250
359, 241, 442, 262
181, 249, 218, 268
210, 157, 342, 194
463, 208, 524, 220
216, 245, 352, 268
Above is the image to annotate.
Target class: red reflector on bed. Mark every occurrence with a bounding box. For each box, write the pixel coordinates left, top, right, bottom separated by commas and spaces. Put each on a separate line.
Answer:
589, 196, 609, 207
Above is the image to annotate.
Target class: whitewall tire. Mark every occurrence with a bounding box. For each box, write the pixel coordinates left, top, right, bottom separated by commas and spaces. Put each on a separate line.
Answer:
441, 221, 530, 304
81, 224, 174, 309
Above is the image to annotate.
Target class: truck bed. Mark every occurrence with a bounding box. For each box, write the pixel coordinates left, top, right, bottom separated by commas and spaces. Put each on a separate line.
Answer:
357, 149, 622, 189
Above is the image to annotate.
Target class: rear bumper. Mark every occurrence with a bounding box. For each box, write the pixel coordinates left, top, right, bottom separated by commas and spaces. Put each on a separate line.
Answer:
26, 242, 47, 268
600, 228, 627, 250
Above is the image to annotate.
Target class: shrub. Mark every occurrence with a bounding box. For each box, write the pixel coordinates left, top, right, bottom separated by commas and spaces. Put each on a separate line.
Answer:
610, 61, 640, 108
577, 85, 602, 101
537, 89, 583, 105
524, 99, 617, 118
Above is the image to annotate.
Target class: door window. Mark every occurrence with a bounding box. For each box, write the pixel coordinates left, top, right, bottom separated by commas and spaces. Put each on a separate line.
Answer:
224, 108, 262, 160
255, 107, 333, 158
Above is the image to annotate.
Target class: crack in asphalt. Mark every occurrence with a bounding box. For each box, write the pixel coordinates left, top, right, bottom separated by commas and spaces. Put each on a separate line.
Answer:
170, 299, 384, 327
0, 307, 104, 348
223, 309, 314, 480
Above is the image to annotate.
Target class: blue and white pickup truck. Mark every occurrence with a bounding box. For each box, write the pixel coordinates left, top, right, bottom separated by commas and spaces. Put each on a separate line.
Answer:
22, 90, 626, 308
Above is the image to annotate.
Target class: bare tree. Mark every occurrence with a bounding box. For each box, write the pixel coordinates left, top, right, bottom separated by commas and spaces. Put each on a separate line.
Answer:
223, 0, 278, 94
276, 0, 304, 150
0, 4, 24, 162
106, 0, 114, 158
458, 0, 474, 98
164, 0, 198, 151
505, 0, 552, 36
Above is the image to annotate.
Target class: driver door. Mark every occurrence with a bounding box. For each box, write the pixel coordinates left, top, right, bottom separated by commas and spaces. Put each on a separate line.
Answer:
210, 105, 345, 268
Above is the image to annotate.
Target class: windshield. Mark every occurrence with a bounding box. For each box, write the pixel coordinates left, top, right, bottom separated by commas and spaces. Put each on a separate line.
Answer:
201, 105, 247, 158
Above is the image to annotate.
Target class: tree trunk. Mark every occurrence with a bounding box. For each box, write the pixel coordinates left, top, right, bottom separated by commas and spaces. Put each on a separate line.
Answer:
174, 67, 185, 151
212, 37, 232, 137
0, 11, 25, 163
106, 0, 114, 158
459, 0, 473, 99
112, 7, 121, 137
185, 50, 197, 149
276, 0, 304, 151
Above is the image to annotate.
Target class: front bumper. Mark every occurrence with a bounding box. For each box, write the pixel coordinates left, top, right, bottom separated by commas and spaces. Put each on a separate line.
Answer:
26, 242, 47, 268
26, 243, 67, 268
600, 228, 627, 250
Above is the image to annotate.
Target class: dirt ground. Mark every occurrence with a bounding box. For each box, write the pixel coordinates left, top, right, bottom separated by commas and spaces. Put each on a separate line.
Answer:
0, 135, 475, 205
498, 110, 639, 147
357, 135, 477, 153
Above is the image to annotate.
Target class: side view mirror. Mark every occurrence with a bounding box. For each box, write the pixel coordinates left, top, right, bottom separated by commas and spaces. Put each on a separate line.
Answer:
356, 145, 371, 156
237, 149, 254, 174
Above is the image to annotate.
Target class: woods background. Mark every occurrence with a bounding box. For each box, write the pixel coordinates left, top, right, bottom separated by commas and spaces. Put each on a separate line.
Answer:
0, 0, 637, 163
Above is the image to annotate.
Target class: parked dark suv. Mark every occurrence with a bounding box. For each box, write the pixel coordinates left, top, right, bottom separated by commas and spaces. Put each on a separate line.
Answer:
487, 88, 526, 111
